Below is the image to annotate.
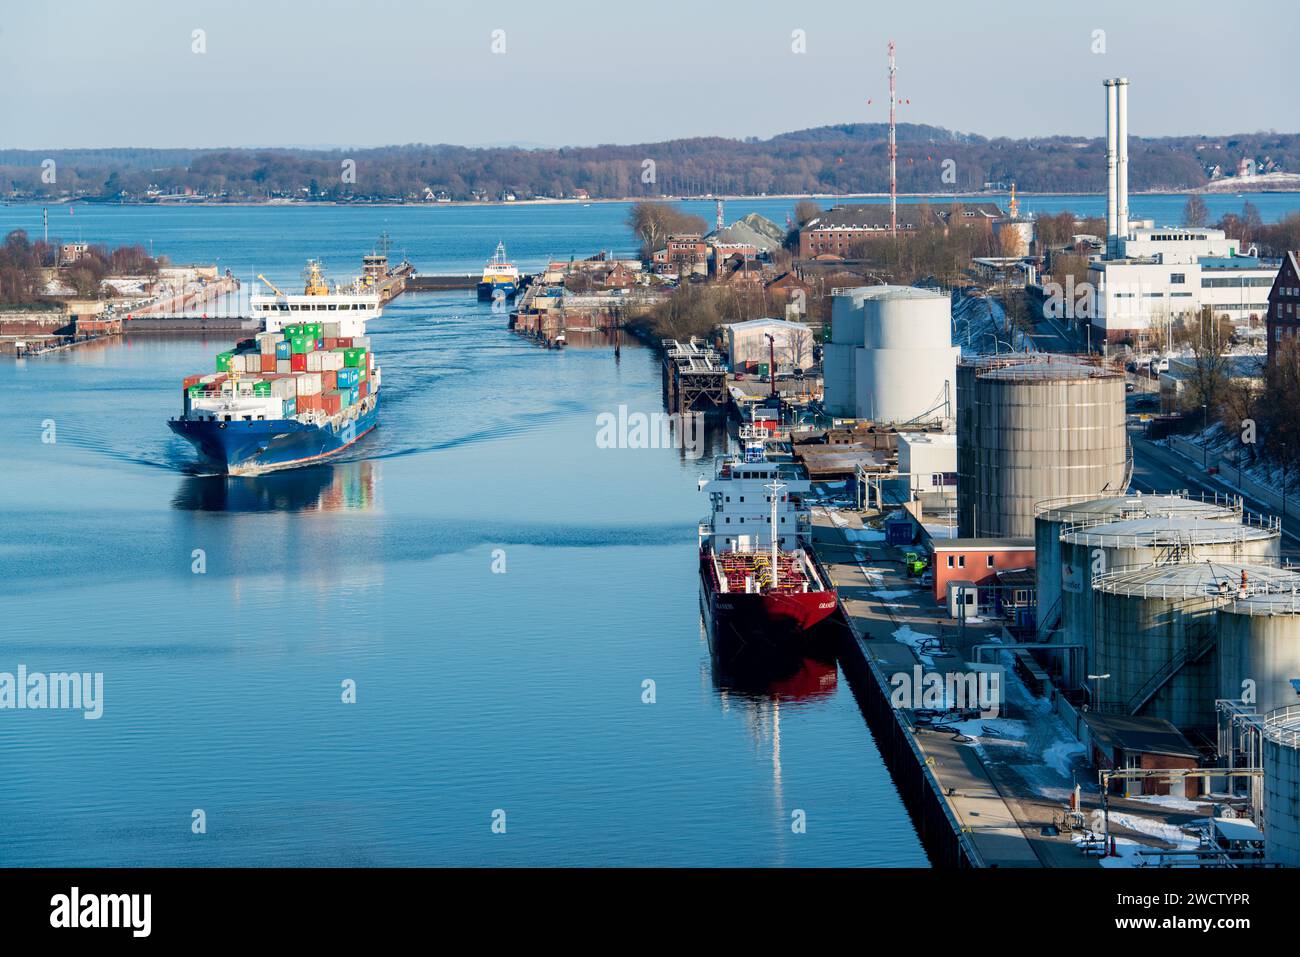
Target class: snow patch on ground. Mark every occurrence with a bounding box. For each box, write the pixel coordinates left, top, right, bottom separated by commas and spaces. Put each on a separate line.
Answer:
1130, 793, 1212, 813
893, 624, 939, 665
1042, 740, 1087, 777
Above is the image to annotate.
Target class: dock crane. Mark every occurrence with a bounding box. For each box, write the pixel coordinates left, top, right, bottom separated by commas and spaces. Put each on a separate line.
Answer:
257, 274, 287, 297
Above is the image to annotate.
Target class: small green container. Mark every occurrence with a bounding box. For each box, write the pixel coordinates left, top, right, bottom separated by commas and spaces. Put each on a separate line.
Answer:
216, 352, 233, 372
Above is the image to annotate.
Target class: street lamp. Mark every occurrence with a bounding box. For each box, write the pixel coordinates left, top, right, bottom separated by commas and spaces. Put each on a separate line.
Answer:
1088, 673, 1111, 711
1202, 403, 1209, 469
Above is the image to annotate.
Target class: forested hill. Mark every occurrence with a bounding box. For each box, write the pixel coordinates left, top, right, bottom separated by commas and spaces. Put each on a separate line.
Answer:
2, 124, 1295, 202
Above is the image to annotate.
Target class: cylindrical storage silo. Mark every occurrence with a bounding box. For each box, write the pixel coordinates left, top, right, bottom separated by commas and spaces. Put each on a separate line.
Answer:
957, 356, 1128, 539
1060, 518, 1280, 689
1262, 706, 1300, 867
1217, 593, 1300, 717
1034, 493, 1244, 638
1092, 562, 1295, 730
822, 342, 856, 417
855, 286, 957, 424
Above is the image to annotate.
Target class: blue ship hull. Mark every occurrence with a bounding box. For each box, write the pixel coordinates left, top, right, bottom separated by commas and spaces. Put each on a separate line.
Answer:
169, 395, 379, 474
477, 280, 517, 301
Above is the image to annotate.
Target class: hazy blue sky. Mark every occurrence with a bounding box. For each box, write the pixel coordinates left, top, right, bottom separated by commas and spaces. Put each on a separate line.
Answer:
2, 0, 1293, 149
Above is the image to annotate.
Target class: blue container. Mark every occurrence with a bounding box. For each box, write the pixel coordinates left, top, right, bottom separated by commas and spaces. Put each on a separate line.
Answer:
337, 368, 360, 388
275, 340, 291, 360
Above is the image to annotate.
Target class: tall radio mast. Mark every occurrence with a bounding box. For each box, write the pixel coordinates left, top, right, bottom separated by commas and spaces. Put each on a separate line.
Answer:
888, 40, 897, 237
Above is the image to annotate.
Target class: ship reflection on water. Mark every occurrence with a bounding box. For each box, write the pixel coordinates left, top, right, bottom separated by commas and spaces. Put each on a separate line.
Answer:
171, 459, 378, 512
701, 584, 840, 702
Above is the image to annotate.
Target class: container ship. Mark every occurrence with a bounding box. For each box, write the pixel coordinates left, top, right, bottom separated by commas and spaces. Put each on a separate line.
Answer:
168, 261, 381, 474
476, 242, 520, 301
699, 422, 838, 649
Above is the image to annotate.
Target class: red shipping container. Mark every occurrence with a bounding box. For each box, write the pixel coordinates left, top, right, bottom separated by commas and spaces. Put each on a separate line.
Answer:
321, 391, 342, 415
182, 374, 203, 389
323, 338, 338, 350
260, 354, 277, 373
359, 380, 368, 399
337, 337, 352, 348
321, 370, 337, 391
290, 353, 307, 372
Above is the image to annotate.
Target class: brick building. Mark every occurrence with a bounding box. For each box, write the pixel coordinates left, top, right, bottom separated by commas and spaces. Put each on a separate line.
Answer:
798, 202, 1002, 259
1266, 251, 1300, 363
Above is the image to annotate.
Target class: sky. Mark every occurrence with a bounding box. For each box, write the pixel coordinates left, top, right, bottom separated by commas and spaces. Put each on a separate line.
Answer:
1, 0, 1294, 150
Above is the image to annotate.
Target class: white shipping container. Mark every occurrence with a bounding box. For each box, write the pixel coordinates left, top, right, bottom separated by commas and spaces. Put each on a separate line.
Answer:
295, 372, 323, 396
270, 378, 297, 400
306, 350, 345, 372
276, 359, 292, 374
229, 354, 247, 374
257, 332, 280, 355
351, 336, 371, 350
323, 322, 341, 338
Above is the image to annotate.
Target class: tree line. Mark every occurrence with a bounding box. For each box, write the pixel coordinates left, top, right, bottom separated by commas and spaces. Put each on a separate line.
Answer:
4, 124, 1296, 202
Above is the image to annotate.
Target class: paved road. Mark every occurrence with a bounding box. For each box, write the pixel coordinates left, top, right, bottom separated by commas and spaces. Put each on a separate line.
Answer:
1129, 427, 1300, 558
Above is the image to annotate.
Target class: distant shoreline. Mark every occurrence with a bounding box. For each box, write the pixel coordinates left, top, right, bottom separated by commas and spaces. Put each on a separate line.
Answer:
11, 186, 1300, 211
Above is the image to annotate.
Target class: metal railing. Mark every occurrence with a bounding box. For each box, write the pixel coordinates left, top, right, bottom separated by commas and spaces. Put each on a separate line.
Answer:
1262, 705, 1300, 749
1126, 633, 1215, 715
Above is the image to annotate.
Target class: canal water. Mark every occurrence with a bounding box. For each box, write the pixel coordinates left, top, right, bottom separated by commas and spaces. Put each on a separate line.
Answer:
0, 202, 943, 866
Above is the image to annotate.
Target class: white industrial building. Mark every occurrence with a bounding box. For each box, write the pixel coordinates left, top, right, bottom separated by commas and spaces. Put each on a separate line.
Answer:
1085, 78, 1277, 342
824, 285, 958, 424
723, 317, 814, 371
897, 432, 957, 497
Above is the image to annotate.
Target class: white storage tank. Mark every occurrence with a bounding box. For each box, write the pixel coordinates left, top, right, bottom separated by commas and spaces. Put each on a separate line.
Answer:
1091, 561, 1297, 729
1217, 591, 1300, 718
1262, 706, 1300, 866
1059, 517, 1280, 688
1034, 492, 1243, 638
826, 285, 957, 425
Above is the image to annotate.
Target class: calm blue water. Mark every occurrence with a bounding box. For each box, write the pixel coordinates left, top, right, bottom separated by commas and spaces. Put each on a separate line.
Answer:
0, 205, 933, 866
4, 191, 1297, 281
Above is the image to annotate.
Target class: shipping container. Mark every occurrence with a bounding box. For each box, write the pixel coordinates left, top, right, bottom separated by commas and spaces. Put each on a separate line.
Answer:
295, 372, 323, 396
290, 353, 307, 372
321, 369, 337, 391
216, 352, 233, 373
276, 359, 292, 374
321, 391, 343, 415
275, 340, 291, 360
260, 354, 277, 373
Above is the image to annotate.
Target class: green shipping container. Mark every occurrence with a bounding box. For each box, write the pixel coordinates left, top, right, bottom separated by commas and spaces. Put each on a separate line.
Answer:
343, 348, 367, 368
290, 336, 310, 355
253, 382, 272, 397
216, 352, 233, 372
757, 363, 769, 376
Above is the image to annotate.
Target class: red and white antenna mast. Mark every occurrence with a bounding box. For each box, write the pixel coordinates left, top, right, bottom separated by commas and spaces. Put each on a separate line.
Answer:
888, 40, 897, 237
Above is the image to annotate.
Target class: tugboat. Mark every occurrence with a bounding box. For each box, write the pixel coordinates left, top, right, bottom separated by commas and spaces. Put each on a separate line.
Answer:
698, 420, 838, 652
477, 242, 520, 301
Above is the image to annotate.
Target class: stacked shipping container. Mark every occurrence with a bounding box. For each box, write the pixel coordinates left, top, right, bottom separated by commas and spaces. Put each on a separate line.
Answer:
183, 322, 378, 421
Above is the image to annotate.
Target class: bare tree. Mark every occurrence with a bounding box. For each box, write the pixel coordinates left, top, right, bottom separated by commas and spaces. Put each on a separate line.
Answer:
1183, 195, 1209, 227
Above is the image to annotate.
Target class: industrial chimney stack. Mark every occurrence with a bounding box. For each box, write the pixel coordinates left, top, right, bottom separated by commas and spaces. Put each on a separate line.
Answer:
1103, 77, 1130, 259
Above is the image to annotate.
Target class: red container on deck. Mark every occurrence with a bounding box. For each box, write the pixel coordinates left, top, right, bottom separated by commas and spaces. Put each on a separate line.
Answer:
337, 337, 352, 348
359, 380, 368, 399
321, 391, 342, 415
260, 354, 277, 373
321, 369, 337, 391
290, 353, 307, 372
182, 374, 203, 389
323, 338, 338, 350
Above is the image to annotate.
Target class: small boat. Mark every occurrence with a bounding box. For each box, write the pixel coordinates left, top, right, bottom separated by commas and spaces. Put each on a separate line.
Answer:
477, 242, 519, 301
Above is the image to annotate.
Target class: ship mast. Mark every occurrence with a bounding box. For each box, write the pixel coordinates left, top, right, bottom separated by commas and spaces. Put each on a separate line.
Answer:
766, 478, 785, 590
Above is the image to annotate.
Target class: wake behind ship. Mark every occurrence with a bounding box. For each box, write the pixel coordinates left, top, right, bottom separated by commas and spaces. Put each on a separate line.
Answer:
168, 261, 382, 475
